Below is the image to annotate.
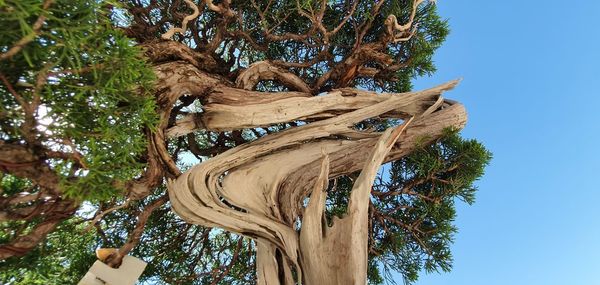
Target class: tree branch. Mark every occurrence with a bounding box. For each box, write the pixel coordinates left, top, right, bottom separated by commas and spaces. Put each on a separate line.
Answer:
0, 0, 53, 62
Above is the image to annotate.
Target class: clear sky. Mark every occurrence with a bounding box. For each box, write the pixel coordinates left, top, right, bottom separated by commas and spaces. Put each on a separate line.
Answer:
406, 1, 600, 284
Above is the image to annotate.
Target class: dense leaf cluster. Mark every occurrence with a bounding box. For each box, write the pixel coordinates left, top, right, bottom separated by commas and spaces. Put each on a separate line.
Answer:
122, 0, 448, 93
0, 218, 96, 285
0, 0, 157, 201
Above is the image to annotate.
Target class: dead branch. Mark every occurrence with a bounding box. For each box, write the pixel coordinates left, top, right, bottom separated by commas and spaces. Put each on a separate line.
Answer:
161, 0, 200, 40
236, 61, 311, 93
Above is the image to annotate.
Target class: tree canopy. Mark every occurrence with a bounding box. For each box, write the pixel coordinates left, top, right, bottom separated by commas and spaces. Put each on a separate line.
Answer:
0, 0, 491, 284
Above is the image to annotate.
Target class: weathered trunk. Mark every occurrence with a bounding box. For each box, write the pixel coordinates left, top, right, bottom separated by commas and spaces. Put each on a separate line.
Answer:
299, 123, 409, 284
162, 61, 467, 284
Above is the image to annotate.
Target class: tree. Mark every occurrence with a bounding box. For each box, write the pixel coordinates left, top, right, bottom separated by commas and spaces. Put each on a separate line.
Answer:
0, 0, 491, 284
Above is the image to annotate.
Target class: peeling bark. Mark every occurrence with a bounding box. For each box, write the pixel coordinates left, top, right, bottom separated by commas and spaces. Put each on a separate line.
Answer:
166, 66, 466, 283
236, 61, 311, 93
299, 120, 410, 284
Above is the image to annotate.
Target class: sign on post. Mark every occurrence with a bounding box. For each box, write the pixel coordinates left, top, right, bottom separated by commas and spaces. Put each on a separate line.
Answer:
78, 249, 147, 285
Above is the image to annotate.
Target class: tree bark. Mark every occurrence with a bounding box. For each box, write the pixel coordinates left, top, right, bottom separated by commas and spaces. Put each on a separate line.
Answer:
0, 199, 77, 260
163, 61, 467, 283
299, 122, 409, 284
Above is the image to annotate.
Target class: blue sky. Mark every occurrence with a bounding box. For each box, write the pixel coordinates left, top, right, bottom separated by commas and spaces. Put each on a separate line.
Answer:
407, 1, 600, 284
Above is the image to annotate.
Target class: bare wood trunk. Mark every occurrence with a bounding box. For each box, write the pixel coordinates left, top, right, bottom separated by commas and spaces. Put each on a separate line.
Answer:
256, 242, 295, 285
160, 61, 467, 284
299, 122, 409, 284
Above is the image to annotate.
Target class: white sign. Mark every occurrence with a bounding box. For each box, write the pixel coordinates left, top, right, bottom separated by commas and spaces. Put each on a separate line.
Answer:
78, 255, 147, 285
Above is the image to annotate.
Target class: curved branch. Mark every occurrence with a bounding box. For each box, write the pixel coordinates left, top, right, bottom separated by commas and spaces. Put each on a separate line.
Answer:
205, 0, 235, 17
105, 195, 169, 267
385, 0, 436, 43
167, 79, 465, 278
161, 0, 201, 40
235, 61, 311, 93
201, 80, 458, 131
0, 200, 77, 260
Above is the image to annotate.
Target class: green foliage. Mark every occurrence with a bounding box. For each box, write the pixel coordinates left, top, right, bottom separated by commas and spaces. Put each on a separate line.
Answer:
161, 0, 449, 92
0, 173, 32, 197
0, 198, 257, 284
0, 0, 157, 201
0, 220, 97, 285
99, 196, 256, 285
327, 130, 491, 284
381, 3, 450, 93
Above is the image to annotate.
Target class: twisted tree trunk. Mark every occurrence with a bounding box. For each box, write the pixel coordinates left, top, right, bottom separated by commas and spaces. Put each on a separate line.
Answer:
162, 61, 467, 284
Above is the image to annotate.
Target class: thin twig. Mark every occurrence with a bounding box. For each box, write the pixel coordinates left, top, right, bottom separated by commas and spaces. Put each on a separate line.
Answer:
0, 0, 53, 61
